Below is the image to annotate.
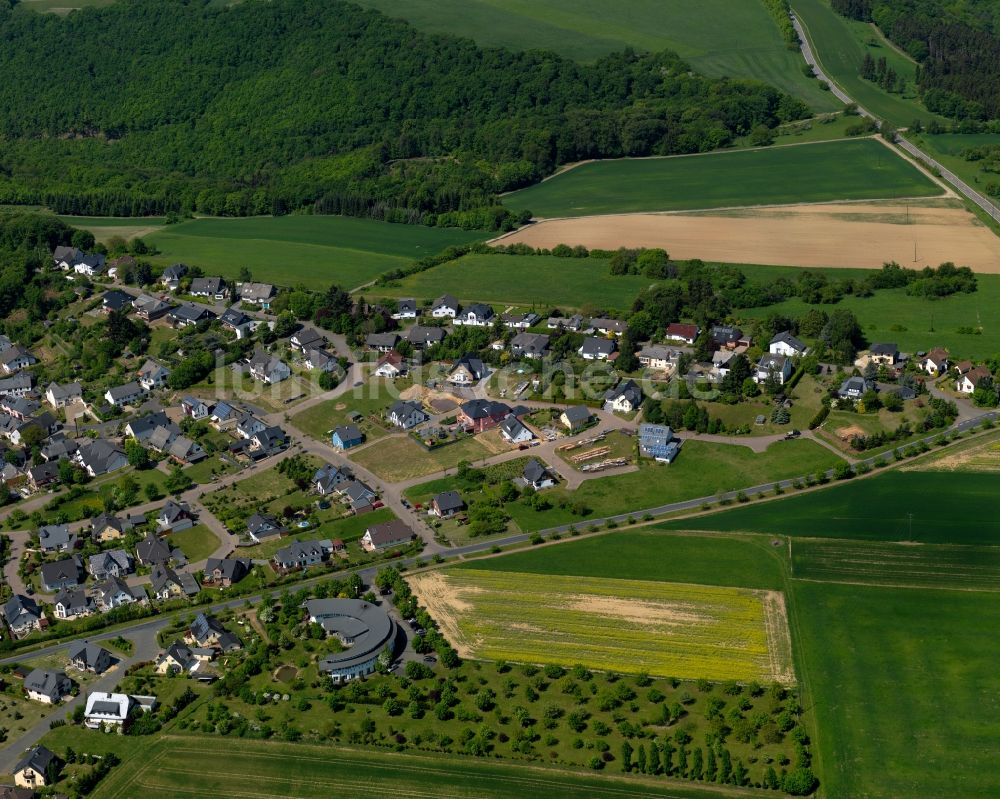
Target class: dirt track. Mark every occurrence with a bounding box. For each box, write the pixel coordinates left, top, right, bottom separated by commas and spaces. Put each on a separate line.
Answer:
497, 201, 1000, 272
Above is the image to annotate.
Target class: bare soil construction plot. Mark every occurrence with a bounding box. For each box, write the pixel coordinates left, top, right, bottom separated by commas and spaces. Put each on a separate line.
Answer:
498, 201, 1000, 271
409, 568, 795, 683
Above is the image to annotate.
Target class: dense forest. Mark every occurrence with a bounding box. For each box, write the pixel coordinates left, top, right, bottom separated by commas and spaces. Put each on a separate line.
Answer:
0, 0, 809, 226
832, 0, 1000, 119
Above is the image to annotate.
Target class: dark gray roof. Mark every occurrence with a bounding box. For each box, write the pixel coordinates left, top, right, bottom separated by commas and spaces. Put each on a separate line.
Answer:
770, 330, 806, 351
306, 599, 395, 674
68, 641, 112, 671
562, 405, 592, 423
14, 745, 57, 777
579, 337, 615, 357
433, 490, 465, 513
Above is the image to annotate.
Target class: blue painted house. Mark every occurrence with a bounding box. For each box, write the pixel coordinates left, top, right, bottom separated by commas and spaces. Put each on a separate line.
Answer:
331, 424, 365, 450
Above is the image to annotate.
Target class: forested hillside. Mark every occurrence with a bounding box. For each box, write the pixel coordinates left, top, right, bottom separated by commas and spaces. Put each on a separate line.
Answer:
0, 0, 808, 225
832, 0, 1000, 120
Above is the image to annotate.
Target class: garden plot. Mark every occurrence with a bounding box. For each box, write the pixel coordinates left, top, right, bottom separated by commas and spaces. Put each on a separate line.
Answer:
409, 569, 794, 683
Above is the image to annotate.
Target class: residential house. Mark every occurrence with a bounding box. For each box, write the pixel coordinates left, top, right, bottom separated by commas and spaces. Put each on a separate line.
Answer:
52, 588, 93, 620
53, 245, 84, 269
361, 520, 414, 552
559, 405, 592, 432
605, 380, 643, 414
90, 513, 131, 543
665, 323, 700, 345
457, 399, 511, 433
187, 612, 243, 652
365, 332, 400, 353
248, 351, 291, 384
340, 480, 377, 514
23, 669, 72, 704
769, 331, 808, 357
40, 435, 77, 463
167, 435, 206, 464
958, 365, 992, 394
45, 381, 82, 408
94, 577, 145, 612
189, 276, 227, 299
150, 564, 198, 601
13, 746, 59, 789
331, 424, 364, 450
510, 332, 549, 359
920, 348, 950, 376
406, 324, 446, 349
711, 325, 745, 349
4, 595, 43, 638
135, 532, 173, 566
387, 400, 428, 429
0, 373, 34, 399
125, 411, 177, 443
314, 463, 350, 495
40, 557, 83, 592
640, 423, 679, 462
272, 538, 330, 570
430, 490, 465, 518
203, 557, 252, 588
38, 523, 75, 553
502, 311, 539, 330
431, 294, 459, 318
0, 784, 34, 799
590, 318, 626, 337
755, 354, 793, 385
220, 307, 255, 338
838, 376, 873, 400
84, 691, 155, 730
247, 513, 284, 543
107, 254, 134, 277
75, 439, 127, 477
235, 412, 267, 439
155, 642, 199, 675
869, 343, 900, 366
448, 355, 488, 386
520, 458, 556, 490
1, 396, 38, 421
499, 413, 533, 444
68, 641, 113, 674
104, 381, 144, 408
101, 289, 134, 314
160, 263, 188, 290
0, 345, 36, 375
87, 549, 133, 580
304, 348, 338, 373
9, 412, 58, 448
289, 327, 325, 353
72, 253, 106, 277
181, 396, 210, 420
239, 282, 275, 309
955, 360, 974, 376
132, 294, 172, 321
455, 303, 495, 327
169, 303, 216, 327
157, 500, 194, 533
547, 313, 586, 331
249, 425, 287, 456
374, 350, 407, 379
578, 337, 616, 361
638, 345, 678, 371
393, 298, 417, 319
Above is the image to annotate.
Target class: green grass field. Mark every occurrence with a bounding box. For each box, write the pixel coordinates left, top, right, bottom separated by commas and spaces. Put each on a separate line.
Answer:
790, 0, 947, 128
503, 139, 941, 218
791, 581, 1000, 799
353, 0, 838, 111
138, 216, 485, 291
740, 271, 1000, 360
411, 568, 792, 682
912, 132, 1000, 204
661, 471, 1000, 545
377, 252, 653, 311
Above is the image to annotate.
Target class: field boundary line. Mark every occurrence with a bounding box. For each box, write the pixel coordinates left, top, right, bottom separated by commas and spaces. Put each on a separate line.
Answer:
789, 575, 1000, 593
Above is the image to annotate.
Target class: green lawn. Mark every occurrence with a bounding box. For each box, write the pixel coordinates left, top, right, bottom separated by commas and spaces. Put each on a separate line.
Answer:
139, 216, 486, 291
165, 523, 221, 562
290, 380, 406, 442
353, 0, 839, 112
237, 508, 394, 559
790, 0, 947, 128
790, 581, 1000, 799
467, 529, 787, 591
504, 139, 940, 218
912, 132, 1000, 202
739, 271, 1000, 360
348, 435, 494, 482
661, 471, 1000, 545
377, 252, 654, 312
183, 454, 241, 485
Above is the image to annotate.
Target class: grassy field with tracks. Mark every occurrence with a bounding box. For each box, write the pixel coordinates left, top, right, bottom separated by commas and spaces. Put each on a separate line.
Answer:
503, 139, 940, 218
409, 568, 794, 682
353, 0, 838, 111
661, 471, 1000, 545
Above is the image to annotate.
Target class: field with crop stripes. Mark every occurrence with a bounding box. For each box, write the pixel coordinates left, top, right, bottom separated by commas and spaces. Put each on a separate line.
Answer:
791, 538, 1000, 591
409, 569, 794, 683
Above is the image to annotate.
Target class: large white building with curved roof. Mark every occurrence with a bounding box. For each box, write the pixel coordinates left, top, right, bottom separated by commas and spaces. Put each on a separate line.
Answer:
305, 598, 395, 682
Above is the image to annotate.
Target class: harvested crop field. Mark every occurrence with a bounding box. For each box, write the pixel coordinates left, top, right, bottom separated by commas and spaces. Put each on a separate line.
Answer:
903, 433, 1000, 472
408, 569, 794, 683
497, 201, 1000, 271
